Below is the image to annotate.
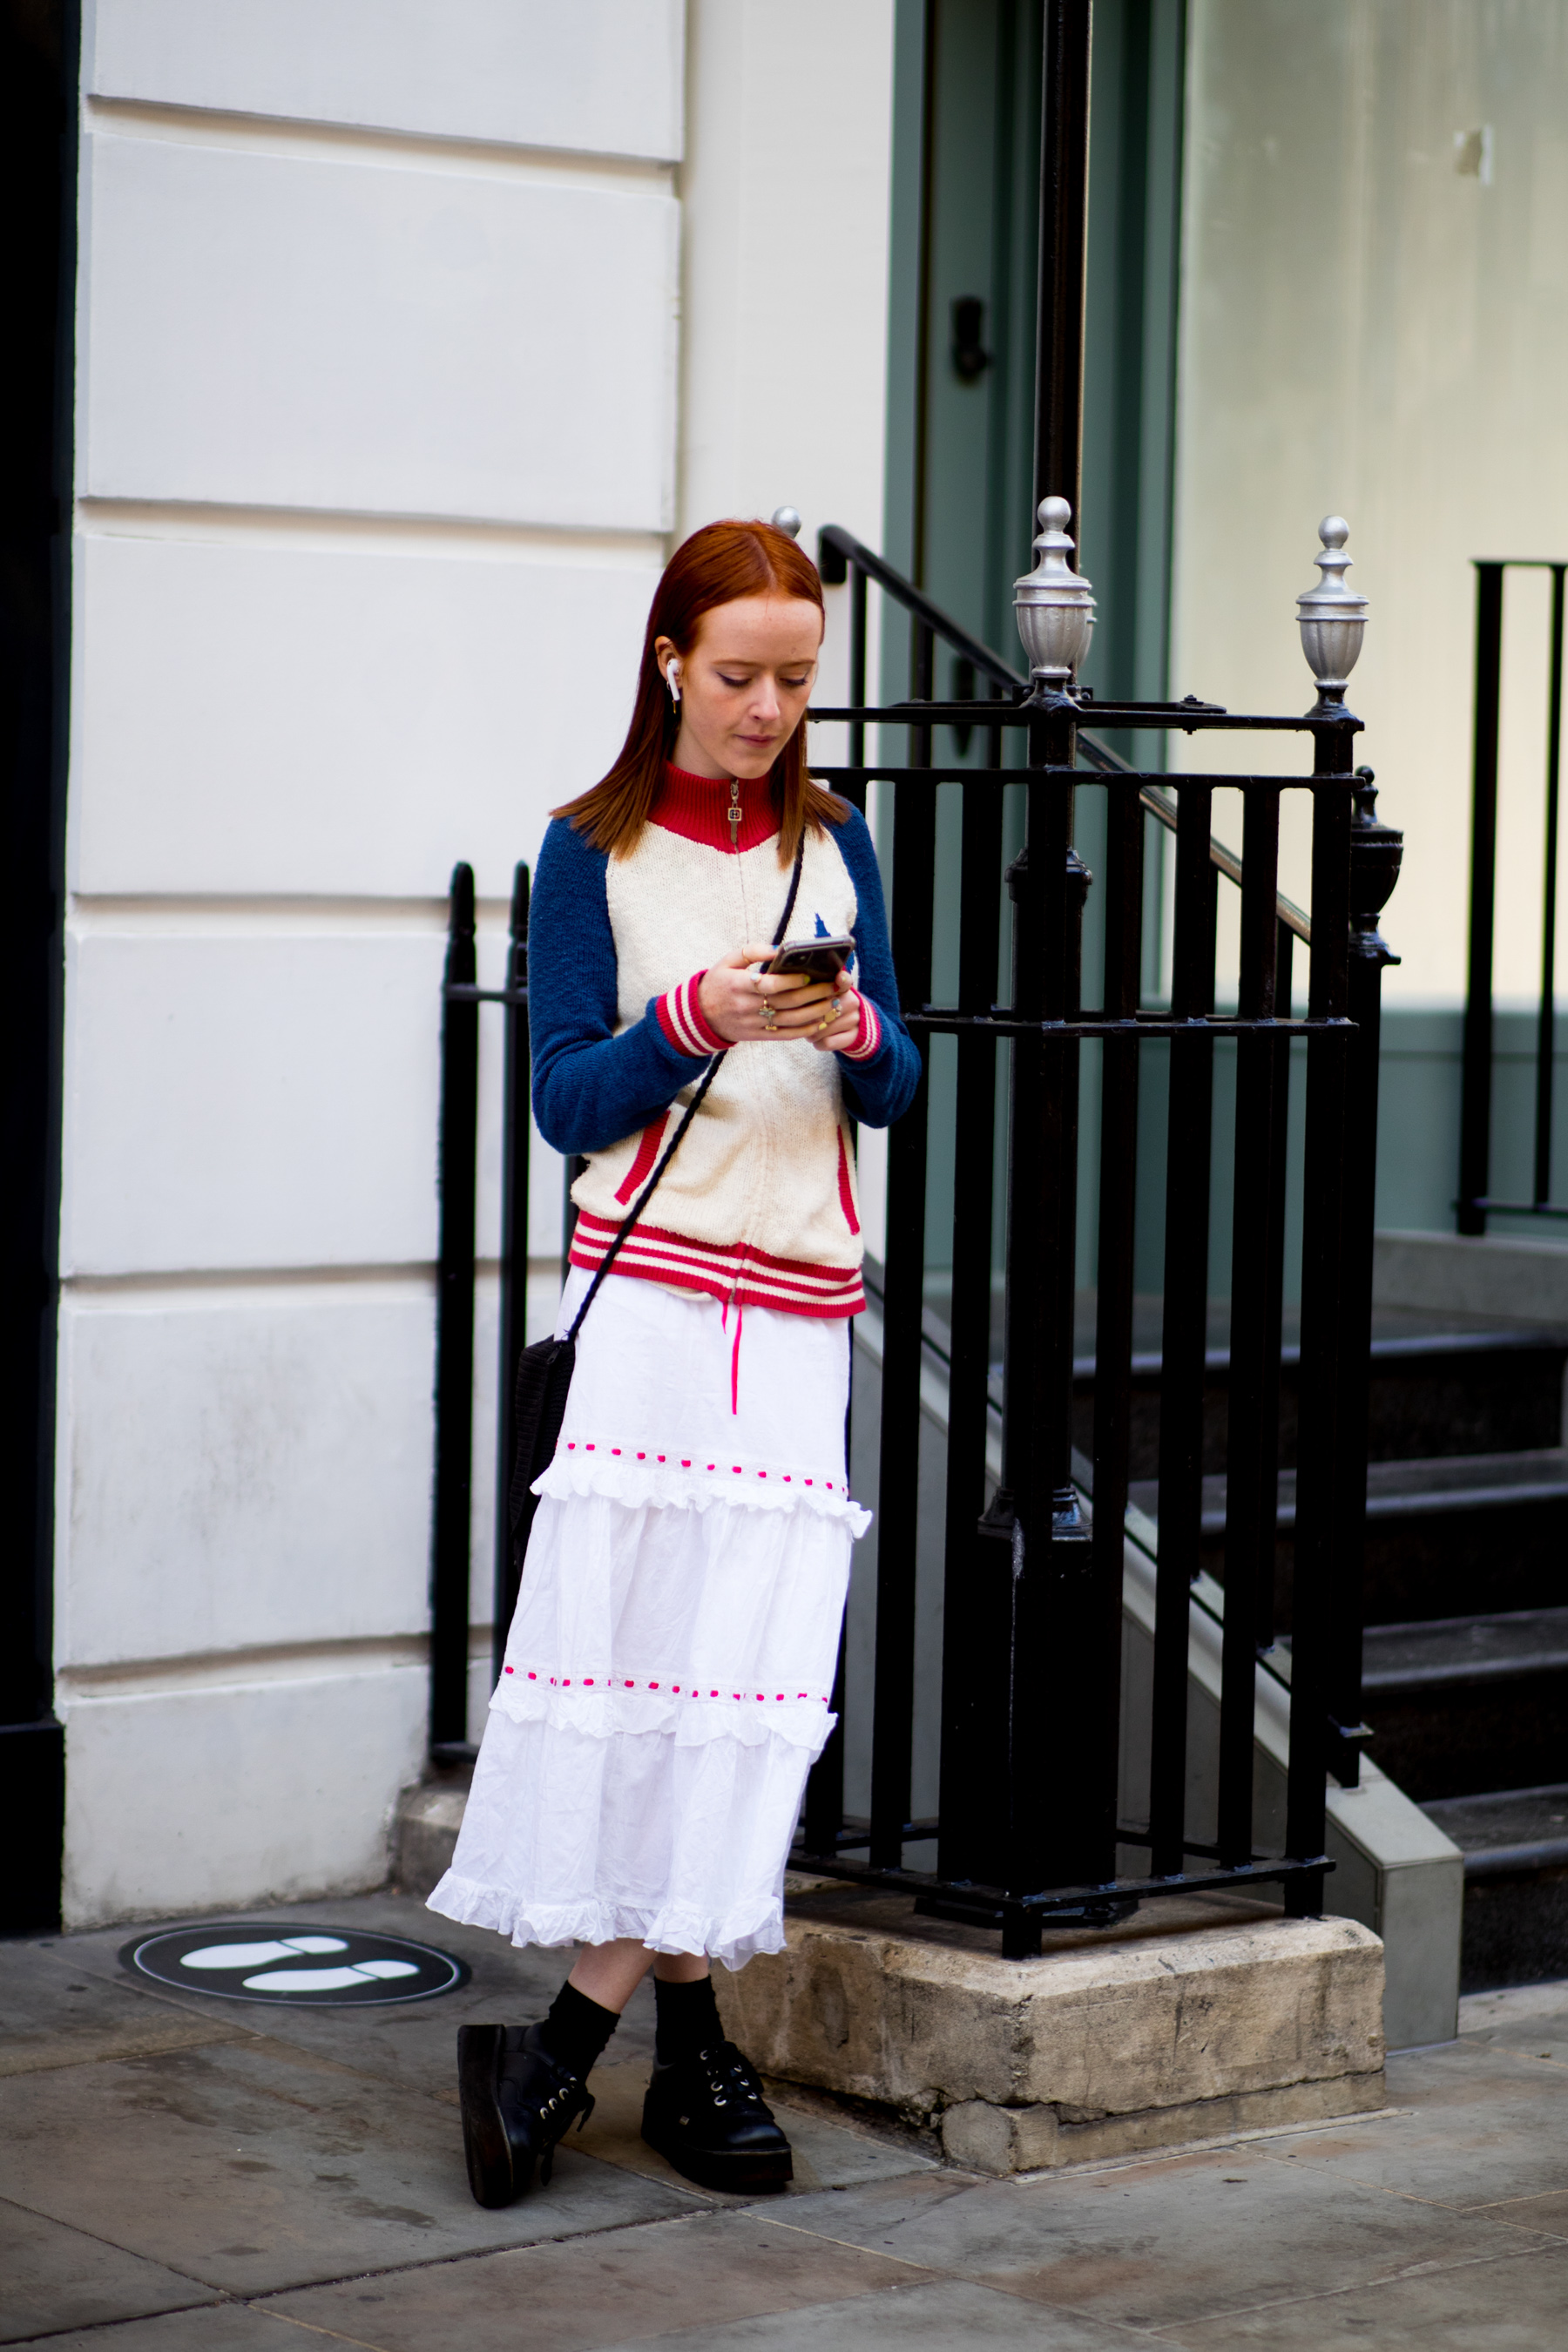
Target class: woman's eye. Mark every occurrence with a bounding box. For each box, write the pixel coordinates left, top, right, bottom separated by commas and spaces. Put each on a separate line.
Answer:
717, 673, 751, 688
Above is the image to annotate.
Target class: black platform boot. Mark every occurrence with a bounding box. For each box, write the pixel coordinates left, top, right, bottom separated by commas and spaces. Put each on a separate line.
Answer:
641, 2038, 793, 2193
456, 2022, 595, 2207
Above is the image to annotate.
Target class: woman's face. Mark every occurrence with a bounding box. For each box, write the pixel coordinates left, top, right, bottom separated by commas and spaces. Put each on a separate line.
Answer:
656, 595, 822, 781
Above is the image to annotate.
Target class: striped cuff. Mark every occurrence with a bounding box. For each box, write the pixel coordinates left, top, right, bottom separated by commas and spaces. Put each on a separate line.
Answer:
657, 971, 727, 1058
838, 990, 882, 1062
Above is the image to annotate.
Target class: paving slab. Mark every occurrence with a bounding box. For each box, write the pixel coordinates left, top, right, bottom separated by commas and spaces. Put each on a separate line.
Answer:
575, 2058, 932, 2200
767, 2143, 1551, 2329
17, 2310, 315, 2352
597, 2274, 1135, 2349
0, 2196, 216, 2344
1470, 2187, 1568, 2237
0, 2031, 691, 2298
1153, 2240, 1568, 2349
1265, 2035, 1568, 2207
0, 1939, 247, 2078
1456, 1977, 1568, 2070
265, 2206, 934, 2352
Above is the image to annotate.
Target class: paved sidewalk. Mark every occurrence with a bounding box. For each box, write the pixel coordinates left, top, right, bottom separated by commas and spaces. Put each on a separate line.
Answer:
3, 1891, 1566, 2349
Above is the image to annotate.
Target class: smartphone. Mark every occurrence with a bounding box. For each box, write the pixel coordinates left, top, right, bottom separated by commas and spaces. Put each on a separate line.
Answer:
763, 935, 855, 982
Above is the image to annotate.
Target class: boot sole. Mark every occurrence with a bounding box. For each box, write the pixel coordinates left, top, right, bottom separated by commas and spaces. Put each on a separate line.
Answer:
457, 2025, 522, 2208
640, 2121, 793, 2193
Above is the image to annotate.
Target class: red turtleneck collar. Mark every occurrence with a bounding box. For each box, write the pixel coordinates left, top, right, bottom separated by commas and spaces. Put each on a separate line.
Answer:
651, 761, 781, 855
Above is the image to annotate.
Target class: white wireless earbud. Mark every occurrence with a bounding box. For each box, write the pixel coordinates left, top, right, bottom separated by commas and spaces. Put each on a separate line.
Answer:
667, 659, 682, 707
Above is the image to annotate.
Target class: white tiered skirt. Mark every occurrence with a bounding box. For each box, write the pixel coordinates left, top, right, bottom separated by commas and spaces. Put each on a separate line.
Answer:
428, 1268, 867, 1970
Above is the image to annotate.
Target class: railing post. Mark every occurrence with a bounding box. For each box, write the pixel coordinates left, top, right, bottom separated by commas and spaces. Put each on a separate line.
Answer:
1287, 717, 1358, 1915
1149, 782, 1216, 1880
1328, 775, 1402, 1787
1085, 768, 1142, 1882
491, 863, 531, 1689
1458, 563, 1504, 1234
1535, 566, 1565, 1208
868, 619, 936, 1869
1218, 784, 1285, 1865
431, 864, 479, 1757
936, 707, 1005, 1885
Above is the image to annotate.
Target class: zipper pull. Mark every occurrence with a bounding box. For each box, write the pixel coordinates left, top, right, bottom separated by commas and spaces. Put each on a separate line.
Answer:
727, 777, 742, 847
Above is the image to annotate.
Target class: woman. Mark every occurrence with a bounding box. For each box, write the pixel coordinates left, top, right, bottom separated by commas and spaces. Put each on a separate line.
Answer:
429, 518, 920, 2207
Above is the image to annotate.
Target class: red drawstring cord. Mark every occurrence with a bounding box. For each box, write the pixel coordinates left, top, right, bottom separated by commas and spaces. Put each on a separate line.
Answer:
721, 1294, 744, 1415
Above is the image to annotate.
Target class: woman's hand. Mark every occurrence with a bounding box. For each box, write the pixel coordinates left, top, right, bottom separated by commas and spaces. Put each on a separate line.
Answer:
698, 947, 860, 1047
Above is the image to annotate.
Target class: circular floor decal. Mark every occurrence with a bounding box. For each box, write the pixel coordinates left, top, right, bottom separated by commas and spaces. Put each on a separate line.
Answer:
119, 1923, 470, 2006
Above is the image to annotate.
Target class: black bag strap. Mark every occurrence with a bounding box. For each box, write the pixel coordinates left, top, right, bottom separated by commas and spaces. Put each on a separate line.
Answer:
564, 829, 806, 1344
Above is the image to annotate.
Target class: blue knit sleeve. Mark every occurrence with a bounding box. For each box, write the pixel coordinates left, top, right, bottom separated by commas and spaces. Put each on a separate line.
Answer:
528, 819, 712, 1155
830, 804, 923, 1128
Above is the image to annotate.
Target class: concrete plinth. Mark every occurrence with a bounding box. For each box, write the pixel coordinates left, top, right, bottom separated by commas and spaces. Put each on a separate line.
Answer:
715, 1890, 1385, 2175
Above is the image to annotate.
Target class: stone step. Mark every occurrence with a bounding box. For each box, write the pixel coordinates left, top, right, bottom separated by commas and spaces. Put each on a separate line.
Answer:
390, 1764, 470, 1899
1073, 1326, 1568, 1481
1130, 1448, 1568, 1627
1419, 1782, 1568, 1993
1357, 1608, 1568, 1803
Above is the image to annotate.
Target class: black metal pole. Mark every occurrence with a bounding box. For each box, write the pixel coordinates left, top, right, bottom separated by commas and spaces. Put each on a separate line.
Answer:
1034, 0, 1093, 532
492, 863, 531, 1689
1286, 720, 1359, 1912
1535, 566, 1565, 1206
1328, 776, 1402, 1788
1217, 785, 1283, 1865
1458, 564, 1504, 1234
868, 623, 936, 1869
848, 562, 868, 785
431, 864, 479, 1757
1085, 773, 1142, 1882
936, 735, 1004, 1885
1149, 785, 1216, 1879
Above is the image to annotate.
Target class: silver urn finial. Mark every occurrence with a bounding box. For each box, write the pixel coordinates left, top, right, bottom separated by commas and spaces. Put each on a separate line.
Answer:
770, 505, 803, 539
1296, 515, 1369, 703
1014, 497, 1096, 686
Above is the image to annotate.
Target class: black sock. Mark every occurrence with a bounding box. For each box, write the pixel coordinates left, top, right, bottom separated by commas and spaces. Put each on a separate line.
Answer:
537, 1980, 620, 2081
654, 1973, 723, 2067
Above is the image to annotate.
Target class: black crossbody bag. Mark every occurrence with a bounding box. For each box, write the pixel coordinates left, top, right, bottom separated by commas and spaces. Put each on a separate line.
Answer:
507, 835, 805, 1571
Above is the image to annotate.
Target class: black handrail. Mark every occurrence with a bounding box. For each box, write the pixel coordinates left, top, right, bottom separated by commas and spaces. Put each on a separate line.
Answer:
1458, 558, 1568, 1231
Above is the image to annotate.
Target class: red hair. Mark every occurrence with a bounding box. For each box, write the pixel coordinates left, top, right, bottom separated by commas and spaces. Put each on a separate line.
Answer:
554, 518, 846, 864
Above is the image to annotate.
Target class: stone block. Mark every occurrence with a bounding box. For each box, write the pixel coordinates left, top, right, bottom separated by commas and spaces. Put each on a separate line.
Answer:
715, 1901, 1384, 2174
393, 1769, 471, 1897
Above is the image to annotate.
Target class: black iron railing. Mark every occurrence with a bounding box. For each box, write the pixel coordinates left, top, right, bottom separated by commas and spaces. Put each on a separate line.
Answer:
794, 524, 1398, 1953
429, 864, 531, 1763
1458, 558, 1568, 1233
427, 530, 1402, 1957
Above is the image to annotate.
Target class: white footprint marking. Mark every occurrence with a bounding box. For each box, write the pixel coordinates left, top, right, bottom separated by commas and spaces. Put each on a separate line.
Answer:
180, 1937, 348, 1970
240, 1960, 420, 1991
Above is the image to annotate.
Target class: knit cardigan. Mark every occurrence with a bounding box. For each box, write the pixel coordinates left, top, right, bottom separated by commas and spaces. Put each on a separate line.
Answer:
530, 765, 921, 1317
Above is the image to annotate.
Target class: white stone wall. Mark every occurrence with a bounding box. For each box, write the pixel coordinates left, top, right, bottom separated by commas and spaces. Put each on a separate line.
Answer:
58, 0, 898, 1928
60, 0, 681, 1925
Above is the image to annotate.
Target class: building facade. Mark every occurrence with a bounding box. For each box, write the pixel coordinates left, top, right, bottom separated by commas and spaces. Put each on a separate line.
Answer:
20, 0, 895, 1930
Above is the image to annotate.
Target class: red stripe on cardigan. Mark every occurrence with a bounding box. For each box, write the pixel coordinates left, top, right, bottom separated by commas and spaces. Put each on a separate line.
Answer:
615, 1112, 670, 1204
